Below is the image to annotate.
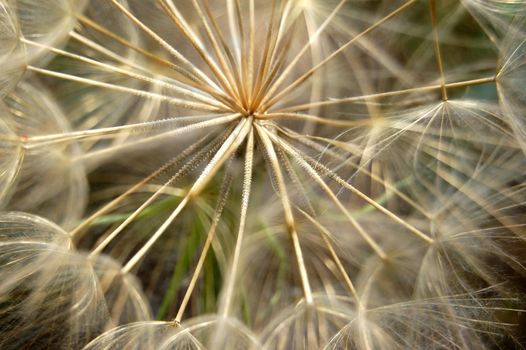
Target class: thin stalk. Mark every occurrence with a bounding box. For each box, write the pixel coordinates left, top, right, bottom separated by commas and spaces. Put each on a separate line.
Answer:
252, 1, 301, 111
220, 129, 254, 317
262, 0, 417, 110
158, 0, 242, 108
86, 131, 231, 257
76, 15, 214, 94
190, 0, 239, 100
260, 0, 347, 106
251, 24, 298, 110
122, 118, 252, 273
76, 114, 241, 164
69, 133, 212, 239
275, 126, 430, 217
233, 0, 249, 108
23, 114, 233, 149
255, 123, 313, 304
276, 76, 496, 113
247, 0, 255, 103
22, 38, 226, 109
174, 169, 233, 323
202, 0, 245, 102
429, 0, 448, 101
271, 132, 434, 244
27, 66, 224, 113
265, 128, 388, 258
109, 0, 223, 95
298, 208, 360, 303
250, 0, 278, 109
258, 112, 375, 127
88, 176, 182, 258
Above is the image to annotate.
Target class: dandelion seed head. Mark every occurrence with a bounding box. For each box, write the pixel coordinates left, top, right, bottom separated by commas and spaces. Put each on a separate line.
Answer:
84, 316, 260, 350
260, 295, 356, 350
0, 211, 152, 348
3, 79, 88, 228
0, 111, 22, 204
0, 211, 71, 246
0, 0, 525, 348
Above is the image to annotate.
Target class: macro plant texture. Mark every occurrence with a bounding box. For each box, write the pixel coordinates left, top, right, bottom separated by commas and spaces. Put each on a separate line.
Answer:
0, 0, 525, 349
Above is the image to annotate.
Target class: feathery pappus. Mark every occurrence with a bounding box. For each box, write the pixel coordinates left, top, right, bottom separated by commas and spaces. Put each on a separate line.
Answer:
0, 0, 525, 349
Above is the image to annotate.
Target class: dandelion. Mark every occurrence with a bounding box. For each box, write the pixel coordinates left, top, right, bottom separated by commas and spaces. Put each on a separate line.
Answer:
0, 212, 151, 349
0, 0, 525, 349
85, 316, 261, 350
3, 79, 88, 228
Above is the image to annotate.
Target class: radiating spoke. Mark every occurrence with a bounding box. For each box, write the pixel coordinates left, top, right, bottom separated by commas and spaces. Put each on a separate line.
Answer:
247, 0, 256, 103
264, 128, 389, 258
77, 114, 241, 173
174, 171, 233, 323
87, 131, 230, 257
259, 112, 375, 127
158, 0, 242, 109
262, 0, 418, 110
260, 0, 347, 108
76, 15, 214, 93
23, 114, 232, 148
277, 146, 361, 301
202, 0, 245, 100
275, 76, 496, 113
27, 65, 225, 112
256, 122, 314, 304
251, 23, 298, 111
232, 0, 249, 106
428, 0, 448, 101
251, 0, 278, 108
267, 128, 433, 245
298, 208, 360, 302
276, 126, 430, 217
122, 118, 252, 273
190, 0, 239, 100
220, 129, 254, 317
69, 133, 216, 239
109, 0, 224, 96
22, 39, 227, 109
7, 0, 520, 343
